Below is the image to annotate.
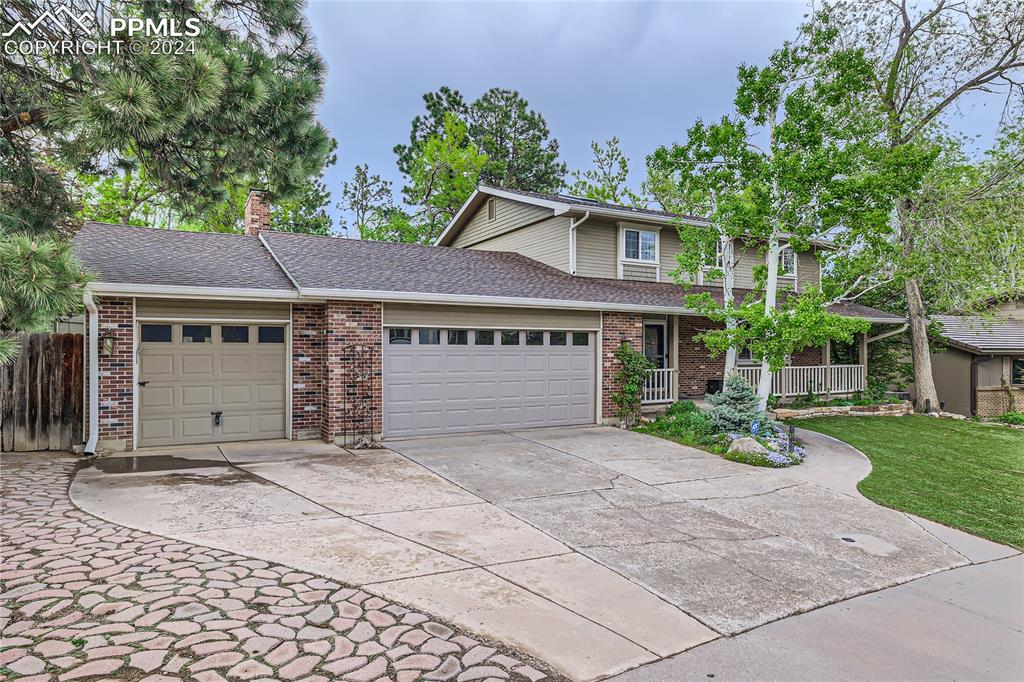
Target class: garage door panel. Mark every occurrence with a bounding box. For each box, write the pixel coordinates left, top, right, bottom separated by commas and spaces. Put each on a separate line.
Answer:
182, 416, 215, 438
220, 385, 251, 406
141, 354, 174, 377
138, 323, 286, 447
383, 329, 595, 437
220, 354, 252, 374
142, 386, 175, 408
182, 385, 215, 407
181, 354, 214, 375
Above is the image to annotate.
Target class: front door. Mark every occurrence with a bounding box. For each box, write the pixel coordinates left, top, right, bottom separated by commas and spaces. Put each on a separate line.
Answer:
643, 323, 666, 369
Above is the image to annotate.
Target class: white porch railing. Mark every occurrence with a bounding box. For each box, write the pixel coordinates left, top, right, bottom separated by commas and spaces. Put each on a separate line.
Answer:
643, 368, 678, 404
734, 364, 865, 397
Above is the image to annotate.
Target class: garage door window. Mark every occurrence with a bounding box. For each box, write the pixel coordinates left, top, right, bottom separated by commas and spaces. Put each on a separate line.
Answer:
572, 332, 589, 346
549, 331, 567, 345
419, 328, 441, 344
501, 330, 520, 345
389, 328, 412, 344
221, 325, 249, 343
182, 325, 211, 343
447, 330, 468, 345
140, 324, 171, 343
475, 330, 494, 345
525, 331, 543, 346
258, 327, 285, 343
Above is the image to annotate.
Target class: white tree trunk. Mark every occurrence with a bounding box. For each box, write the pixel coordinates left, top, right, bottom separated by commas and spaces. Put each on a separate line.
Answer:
757, 234, 782, 410
721, 234, 738, 379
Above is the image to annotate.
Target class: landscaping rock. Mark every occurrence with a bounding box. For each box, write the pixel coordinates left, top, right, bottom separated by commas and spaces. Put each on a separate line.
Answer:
727, 437, 768, 456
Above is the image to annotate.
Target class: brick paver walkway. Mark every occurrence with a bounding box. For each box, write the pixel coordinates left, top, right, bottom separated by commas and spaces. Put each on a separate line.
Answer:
0, 455, 552, 682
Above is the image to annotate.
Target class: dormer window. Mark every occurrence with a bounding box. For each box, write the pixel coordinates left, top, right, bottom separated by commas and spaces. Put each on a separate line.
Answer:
779, 247, 797, 277
623, 228, 658, 263
486, 197, 496, 221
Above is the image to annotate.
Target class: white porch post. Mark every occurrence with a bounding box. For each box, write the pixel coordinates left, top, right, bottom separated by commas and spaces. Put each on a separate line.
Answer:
859, 332, 868, 392
824, 339, 832, 399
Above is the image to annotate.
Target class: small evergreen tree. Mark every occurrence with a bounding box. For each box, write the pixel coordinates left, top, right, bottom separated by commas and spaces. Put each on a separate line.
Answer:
706, 374, 771, 434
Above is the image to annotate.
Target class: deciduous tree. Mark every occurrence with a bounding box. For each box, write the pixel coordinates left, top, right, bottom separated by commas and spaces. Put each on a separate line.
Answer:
811, 0, 1024, 411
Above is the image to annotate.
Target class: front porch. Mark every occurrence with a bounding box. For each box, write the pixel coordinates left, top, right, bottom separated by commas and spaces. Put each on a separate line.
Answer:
639, 315, 871, 405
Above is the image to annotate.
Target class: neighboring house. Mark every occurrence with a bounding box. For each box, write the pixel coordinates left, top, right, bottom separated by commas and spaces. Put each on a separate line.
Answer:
932, 297, 1024, 416
72, 186, 903, 453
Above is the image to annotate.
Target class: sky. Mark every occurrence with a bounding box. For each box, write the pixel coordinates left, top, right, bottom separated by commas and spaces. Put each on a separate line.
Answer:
305, 0, 1006, 232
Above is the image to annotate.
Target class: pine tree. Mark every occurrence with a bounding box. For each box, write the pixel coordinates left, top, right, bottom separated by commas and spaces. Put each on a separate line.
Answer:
706, 374, 769, 434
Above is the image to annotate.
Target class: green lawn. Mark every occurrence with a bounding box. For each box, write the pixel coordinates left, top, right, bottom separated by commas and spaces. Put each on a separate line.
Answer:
792, 416, 1024, 550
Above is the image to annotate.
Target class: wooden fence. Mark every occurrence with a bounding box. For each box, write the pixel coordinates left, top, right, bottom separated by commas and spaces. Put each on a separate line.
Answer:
1, 333, 84, 452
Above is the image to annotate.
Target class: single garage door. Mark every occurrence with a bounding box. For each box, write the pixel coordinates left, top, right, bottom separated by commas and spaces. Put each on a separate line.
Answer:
137, 322, 287, 447
384, 327, 595, 437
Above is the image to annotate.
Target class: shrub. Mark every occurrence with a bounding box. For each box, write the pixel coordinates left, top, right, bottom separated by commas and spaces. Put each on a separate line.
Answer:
995, 412, 1024, 426
636, 400, 720, 450
612, 342, 654, 428
706, 374, 773, 434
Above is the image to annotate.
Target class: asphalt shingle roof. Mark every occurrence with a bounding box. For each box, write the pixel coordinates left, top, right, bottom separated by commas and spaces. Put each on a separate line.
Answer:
934, 315, 1024, 353
72, 222, 295, 290
72, 222, 902, 321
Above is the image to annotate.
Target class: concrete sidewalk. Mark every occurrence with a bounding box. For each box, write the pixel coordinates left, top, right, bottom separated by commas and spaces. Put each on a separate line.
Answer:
611, 554, 1024, 681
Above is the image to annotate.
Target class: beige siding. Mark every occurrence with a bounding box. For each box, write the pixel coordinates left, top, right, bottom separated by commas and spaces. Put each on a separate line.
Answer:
701, 243, 823, 291
467, 215, 570, 271
976, 355, 1006, 388
383, 303, 601, 330
796, 250, 821, 292
136, 299, 290, 320
575, 219, 618, 279
451, 197, 552, 248
659, 228, 695, 283
621, 263, 658, 282
931, 347, 973, 416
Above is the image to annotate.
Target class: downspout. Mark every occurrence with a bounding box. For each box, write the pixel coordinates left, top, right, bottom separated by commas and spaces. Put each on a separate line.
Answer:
83, 289, 99, 455
569, 212, 590, 275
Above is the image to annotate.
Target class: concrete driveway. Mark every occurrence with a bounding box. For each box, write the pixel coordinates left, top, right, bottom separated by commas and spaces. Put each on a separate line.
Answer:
70, 426, 1001, 680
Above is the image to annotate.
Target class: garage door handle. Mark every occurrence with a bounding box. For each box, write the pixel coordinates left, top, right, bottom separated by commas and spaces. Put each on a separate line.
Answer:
211, 411, 222, 426
137, 381, 149, 387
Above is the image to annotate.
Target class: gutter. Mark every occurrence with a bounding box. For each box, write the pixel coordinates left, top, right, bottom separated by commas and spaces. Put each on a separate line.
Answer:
83, 289, 99, 455
569, 211, 590, 275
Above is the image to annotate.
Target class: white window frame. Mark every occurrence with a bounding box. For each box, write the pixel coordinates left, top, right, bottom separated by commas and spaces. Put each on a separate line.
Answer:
617, 222, 661, 280
486, 197, 496, 221
779, 247, 797, 278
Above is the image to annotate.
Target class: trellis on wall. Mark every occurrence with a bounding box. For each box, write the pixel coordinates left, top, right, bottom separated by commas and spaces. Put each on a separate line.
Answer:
339, 342, 380, 449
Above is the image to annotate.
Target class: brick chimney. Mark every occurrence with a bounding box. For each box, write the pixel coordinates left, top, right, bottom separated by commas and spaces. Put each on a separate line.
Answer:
244, 189, 271, 236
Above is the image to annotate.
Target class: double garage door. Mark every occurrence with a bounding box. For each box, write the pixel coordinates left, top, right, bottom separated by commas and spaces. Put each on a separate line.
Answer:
384, 327, 596, 438
137, 322, 287, 447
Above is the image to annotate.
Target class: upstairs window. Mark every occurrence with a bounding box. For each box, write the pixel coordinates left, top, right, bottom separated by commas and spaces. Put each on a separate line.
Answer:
487, 197, 496, 221
623, 228, 657, 263
705, 241, 725, 270
779, 248, 797, 277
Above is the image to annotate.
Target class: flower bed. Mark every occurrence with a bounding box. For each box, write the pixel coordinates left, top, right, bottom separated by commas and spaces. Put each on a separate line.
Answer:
772, 400, 913, 420
637, 375, 807, 468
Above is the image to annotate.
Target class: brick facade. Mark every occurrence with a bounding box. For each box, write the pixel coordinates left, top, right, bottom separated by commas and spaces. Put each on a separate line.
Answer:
291, 303, 325, 439
87, 297, 134, 450
601, 311, 644, 421
321, 301, 383, 444
677, 316, 726, 397
976, 386, 1024, 417
791, 346, 823, 366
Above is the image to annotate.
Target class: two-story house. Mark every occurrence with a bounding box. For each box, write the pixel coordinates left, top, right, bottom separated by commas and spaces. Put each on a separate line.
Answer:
72, 185, 903, 452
